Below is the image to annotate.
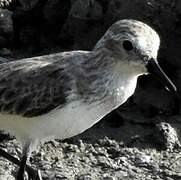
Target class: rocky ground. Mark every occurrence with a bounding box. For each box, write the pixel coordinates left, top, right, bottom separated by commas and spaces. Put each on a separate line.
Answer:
0, 0, 181, 179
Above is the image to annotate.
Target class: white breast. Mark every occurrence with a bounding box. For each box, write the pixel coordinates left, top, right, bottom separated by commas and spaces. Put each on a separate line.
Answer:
0, 101, 112, 142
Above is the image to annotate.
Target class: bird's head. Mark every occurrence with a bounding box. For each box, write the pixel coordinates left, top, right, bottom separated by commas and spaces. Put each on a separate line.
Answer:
94, 19, 176, 93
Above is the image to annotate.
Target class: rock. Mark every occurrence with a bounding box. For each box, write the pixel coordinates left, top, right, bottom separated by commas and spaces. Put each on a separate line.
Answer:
76, 174, 92, 180
18, 0, 39, 10
18, 25, 38, 46
176, 0, 181, 14
97, 156, 111, 168
0, 48, 11, 56
105, 0, 159, 25
0, 8, 13, 47
55, 173, 68, 179
0, 0, 13, 8
102, 176, 116, 180
156, 122, 180, 151
69, 0, 103, 20
43, 0, 71, 26
59, 0, 103, 49
0, 174, 15, 180
134, 153, 152, 167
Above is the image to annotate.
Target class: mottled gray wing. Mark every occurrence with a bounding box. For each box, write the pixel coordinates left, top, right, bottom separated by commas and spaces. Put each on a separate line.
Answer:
0, 57, 71, 117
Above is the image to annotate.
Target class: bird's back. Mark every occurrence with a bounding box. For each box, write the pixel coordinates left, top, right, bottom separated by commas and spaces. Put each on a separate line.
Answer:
0, 51, 91, 118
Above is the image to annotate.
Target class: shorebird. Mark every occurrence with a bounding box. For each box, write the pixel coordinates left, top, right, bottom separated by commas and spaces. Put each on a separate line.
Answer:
0, 19, 177, 179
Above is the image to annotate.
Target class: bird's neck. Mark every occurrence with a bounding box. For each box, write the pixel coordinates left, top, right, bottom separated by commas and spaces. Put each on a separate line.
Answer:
81, 51, 143, 107
102, 61, 140, 106
108, 64, 139, 105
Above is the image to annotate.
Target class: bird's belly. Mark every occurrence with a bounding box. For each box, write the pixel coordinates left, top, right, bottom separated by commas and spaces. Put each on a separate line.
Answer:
0, 100, 118, 143
33, 100, 117, 140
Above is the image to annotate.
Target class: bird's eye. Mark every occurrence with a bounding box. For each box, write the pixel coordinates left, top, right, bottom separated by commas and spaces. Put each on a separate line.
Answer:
122, 40, 133, 51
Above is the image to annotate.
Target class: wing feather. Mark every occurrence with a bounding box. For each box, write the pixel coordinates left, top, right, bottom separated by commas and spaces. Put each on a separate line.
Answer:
0, 55, 73, 117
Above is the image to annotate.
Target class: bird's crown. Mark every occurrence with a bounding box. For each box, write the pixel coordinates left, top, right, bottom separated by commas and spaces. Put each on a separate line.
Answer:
94, 19, 160, 60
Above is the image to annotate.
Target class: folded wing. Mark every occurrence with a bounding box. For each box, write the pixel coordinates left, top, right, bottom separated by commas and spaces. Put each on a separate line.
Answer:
0, 56, 71, 117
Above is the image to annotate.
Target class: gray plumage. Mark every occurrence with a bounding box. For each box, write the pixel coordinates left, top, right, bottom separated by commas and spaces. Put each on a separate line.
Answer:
0, 19, 170, 180
0, 20, 159, 119
0, 50, 115, 117
0, 52, 85, 117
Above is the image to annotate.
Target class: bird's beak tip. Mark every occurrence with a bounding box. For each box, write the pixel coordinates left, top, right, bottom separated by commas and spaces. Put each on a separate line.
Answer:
146, 58, 177, 94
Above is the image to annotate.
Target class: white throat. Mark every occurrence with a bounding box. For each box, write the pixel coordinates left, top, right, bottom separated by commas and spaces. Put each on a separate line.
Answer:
106, 61, 145, 105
